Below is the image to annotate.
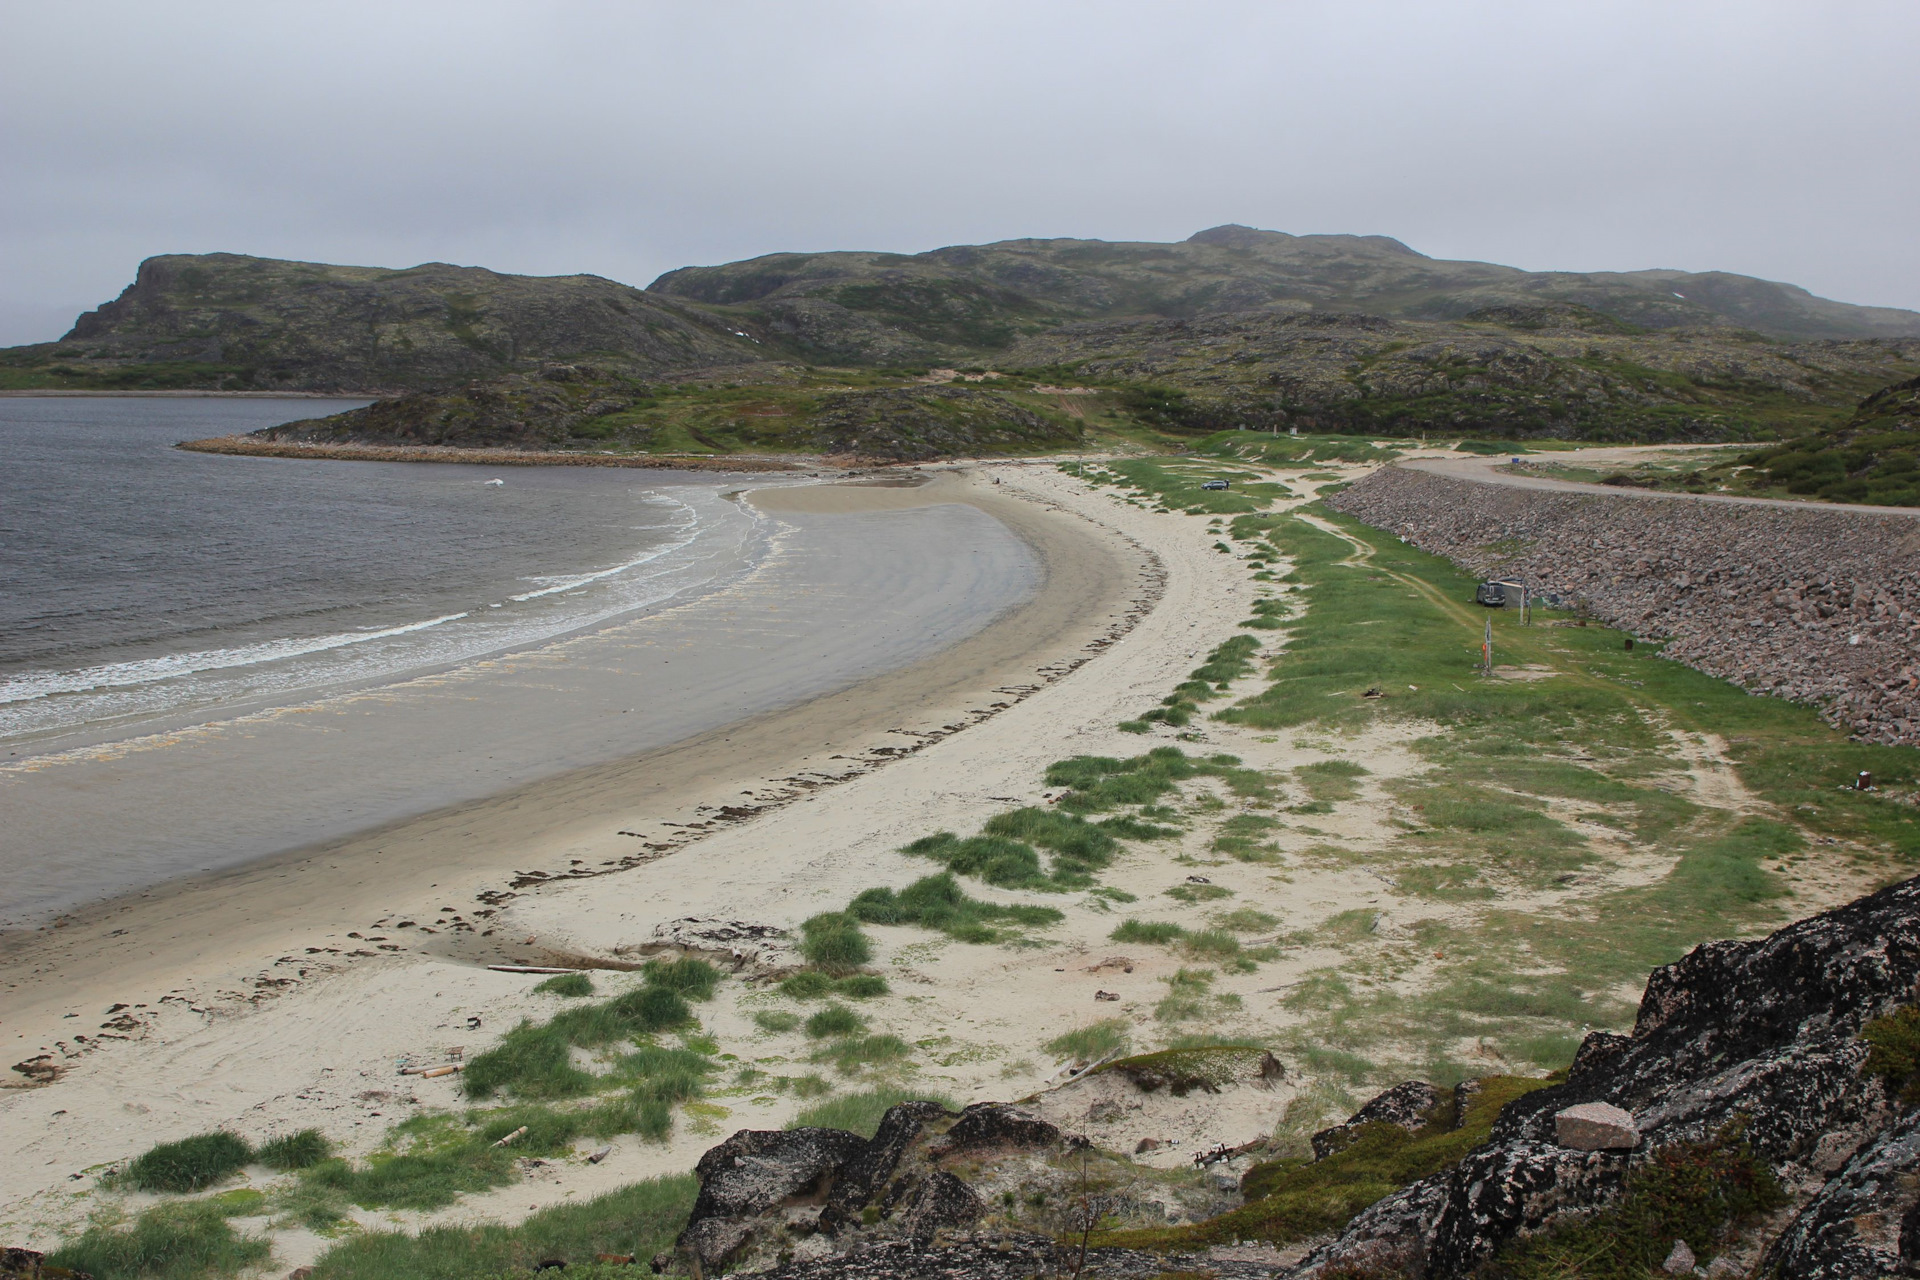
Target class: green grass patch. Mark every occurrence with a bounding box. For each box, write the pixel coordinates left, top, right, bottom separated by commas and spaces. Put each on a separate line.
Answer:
304, 1175, 696, 1280
753, 1010, 801, 1033
640, 956, 720, 1001
849, 871, 1063, 943
799, 912, 873, 973
533, 972, 595, 997
50, 1199, 272, 1280
786, 1088, 958, 1138
1165, 882, 1234, 903
1045, 1019, 1131, 1064
1046, 747, 1267, 814
257, 1128, 330, 1172
804, 1004, 866, 1039
119, 1132, 252, 1193
810, 1034, 914, 1074
1111, 919, 1188, 945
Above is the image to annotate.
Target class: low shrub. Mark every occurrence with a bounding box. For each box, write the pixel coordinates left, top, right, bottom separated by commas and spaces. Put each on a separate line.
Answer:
533, 973, 595, 997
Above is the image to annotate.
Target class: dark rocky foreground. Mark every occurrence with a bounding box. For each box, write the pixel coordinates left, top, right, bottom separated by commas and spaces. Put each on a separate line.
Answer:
666, 874, 1920, 1277
1329, 465, 1920, 746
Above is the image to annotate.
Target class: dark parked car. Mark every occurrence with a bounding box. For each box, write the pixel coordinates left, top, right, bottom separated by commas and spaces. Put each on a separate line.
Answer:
1476, 580, 1526, 607
1201, 479, 1230, 491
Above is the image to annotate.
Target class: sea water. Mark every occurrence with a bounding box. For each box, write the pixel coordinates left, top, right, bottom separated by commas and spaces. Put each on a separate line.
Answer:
0, 398, 764, 749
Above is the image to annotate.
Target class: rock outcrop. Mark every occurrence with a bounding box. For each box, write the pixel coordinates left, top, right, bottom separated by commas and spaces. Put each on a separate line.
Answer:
662, 1097, 1231, 1276
1328, 464, 1920, 745
664, 877, 1920, 1278
1289, 873, 1920, 1278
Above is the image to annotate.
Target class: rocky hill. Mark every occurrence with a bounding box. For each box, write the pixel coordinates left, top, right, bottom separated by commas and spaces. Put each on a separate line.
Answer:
11, 231, 1920, 444
0, 252, 759, 393
651, 224, 1920, 357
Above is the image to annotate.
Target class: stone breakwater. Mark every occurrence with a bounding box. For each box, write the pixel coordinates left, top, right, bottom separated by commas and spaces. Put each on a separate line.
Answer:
1326, 466, 1920, 746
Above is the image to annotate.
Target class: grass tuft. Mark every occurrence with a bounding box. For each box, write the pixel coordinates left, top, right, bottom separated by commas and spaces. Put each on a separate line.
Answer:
121, 1132, 253, 1193
258, 1128, 331, 1172
533, 972, 595, 997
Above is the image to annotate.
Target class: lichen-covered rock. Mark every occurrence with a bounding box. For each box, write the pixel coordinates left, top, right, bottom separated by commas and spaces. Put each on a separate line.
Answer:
934, 1102, 1060, 1156
1290, 1174, 1453, 1278
896, 1171, 984, 1242
1422, 1141, 1632, 1278
1312, 1080, 1444, 1159
1760, 1108, 1920, 1278
675, 1127, 869, 1267
820, 1102, 957, 1233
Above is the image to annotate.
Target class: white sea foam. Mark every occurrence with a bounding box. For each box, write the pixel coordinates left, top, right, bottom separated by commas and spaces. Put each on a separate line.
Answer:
0, 611, 473, 705
507, 495, 702, 601
0, 486, 768, 746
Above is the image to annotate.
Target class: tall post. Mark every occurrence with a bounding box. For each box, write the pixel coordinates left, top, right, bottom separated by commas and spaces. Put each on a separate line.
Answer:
1483, 615, 1493, 677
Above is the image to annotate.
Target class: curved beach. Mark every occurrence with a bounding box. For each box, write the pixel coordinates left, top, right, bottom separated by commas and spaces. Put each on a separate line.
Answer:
0, 467, 1148, 1053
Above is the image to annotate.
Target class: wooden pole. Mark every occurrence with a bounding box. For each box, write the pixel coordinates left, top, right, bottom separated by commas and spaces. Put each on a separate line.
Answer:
1483, 615, 1493, 677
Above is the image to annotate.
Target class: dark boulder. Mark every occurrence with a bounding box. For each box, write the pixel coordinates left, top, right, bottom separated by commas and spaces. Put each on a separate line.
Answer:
897, 1171, 984, 1242
675, 1127, 869, 1268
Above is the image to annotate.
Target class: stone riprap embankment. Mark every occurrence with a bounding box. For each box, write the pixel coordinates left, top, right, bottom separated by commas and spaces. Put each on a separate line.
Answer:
1327, 466, 1920, 746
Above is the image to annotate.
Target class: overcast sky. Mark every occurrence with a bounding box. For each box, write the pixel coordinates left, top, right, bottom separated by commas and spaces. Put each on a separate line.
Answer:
3, 1, 1917, 345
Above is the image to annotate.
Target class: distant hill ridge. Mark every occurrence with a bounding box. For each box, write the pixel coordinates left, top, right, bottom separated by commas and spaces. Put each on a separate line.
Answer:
6, 228, 1920, 448
649, 223, 1920, 358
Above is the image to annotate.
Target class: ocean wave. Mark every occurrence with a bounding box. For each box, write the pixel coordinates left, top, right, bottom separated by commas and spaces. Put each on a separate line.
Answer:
0, 611, 472, 706
507, 494, 702, 602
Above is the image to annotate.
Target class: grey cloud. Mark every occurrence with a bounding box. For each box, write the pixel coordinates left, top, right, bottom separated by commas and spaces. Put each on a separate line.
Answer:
2, 0, 1916, 344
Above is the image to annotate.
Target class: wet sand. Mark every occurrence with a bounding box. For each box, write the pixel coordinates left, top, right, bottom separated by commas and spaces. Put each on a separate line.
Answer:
0, 469, 1147, 1050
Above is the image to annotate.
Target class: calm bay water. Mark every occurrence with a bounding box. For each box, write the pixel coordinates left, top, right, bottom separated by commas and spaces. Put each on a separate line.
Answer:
0, 398, 764, 748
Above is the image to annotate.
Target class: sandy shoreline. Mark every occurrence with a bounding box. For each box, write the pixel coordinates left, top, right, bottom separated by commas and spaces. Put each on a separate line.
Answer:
175, 435, 806, 470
